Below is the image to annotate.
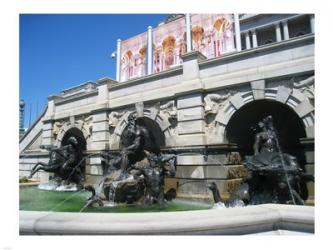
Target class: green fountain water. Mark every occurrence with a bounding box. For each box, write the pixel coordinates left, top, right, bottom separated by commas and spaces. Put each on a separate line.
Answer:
20, 186, 212, 213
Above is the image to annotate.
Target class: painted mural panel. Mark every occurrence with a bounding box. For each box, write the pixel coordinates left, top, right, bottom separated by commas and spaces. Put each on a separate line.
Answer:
119, 14, 235, 81
191, 14, 235, 59
120, 32, 147, 82
152, 18, 187, 73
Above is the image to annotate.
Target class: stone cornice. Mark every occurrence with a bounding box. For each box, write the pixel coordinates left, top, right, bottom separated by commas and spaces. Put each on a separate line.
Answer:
96, 77, 118, 87
61, 81, 96, 95
54, 89, 98, 106
109, 65, 183, 91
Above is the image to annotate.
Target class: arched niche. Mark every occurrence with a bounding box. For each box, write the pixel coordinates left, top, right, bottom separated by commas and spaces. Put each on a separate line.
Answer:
225, 99, 307, 164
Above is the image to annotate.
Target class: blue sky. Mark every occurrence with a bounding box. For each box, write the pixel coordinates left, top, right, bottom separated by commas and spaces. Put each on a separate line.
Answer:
19, 14, 167, 127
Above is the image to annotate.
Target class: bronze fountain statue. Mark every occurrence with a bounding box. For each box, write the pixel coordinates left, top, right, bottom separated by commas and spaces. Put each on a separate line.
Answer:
29, 136, 85, 189
244, 115, 314, 205
85, 113, 177, 206
207, 115, 314, 207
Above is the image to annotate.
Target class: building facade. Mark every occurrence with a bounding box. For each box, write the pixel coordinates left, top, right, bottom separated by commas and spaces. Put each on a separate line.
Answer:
19, 14, 315, 203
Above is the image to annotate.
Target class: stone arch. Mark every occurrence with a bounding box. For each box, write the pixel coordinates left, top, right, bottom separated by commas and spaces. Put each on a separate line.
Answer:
54, 120, 91, 149
110, 107, 175, 149
211, 81, 314, 143
225, 100, 307, 155
60, 127, 87, 152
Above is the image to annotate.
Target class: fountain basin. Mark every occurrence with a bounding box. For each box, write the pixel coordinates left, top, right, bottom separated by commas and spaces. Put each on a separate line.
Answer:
19, 186, 211, 212
20, 204, 314, 235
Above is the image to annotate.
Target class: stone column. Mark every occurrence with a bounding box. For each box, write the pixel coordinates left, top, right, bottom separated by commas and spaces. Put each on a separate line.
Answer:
185, 13, 192, 52
275, 22, 282, 42
251, 29, 258, 48
245, 31, 251, 49
234, 14, 242, 51
310, 15, 315, 33
147, 26, 153, 75
282, 21, 289, 40
116, 38, 121, 82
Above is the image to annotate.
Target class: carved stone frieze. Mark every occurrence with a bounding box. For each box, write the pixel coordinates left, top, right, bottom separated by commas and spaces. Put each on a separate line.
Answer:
159, 100, 177, 135
83, 115, 93, 137
292, 75, 314, 101
52, 121, 64, 139
204, 91, 233, 115
160, 100, 177, 119
109, 111, 125, 129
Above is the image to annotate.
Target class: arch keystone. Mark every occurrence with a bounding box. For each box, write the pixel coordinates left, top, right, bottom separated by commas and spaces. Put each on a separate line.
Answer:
229, 92, 244, 110
251, 80, 265, 100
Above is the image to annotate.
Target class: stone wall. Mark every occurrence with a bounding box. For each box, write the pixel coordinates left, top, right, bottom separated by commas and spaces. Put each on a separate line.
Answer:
19, 153, 50, 183
19, 34, 315, 201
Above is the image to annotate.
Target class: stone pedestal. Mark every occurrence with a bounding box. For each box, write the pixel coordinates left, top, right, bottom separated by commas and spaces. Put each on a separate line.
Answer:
174, 147, 247, 201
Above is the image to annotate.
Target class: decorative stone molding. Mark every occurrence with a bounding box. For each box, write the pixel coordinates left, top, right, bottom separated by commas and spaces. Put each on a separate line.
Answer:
53, 115, 92, 147
292, 75, 314, 101
110, 101, 178, 149
108, 111, 125, 133
52, 121, 64, 139
60, 81, 97, 98
205, 75, 315, 143
204, 92, 232, 115
160, 100, 177, 119
83, 115, 93, 138
204, 90, 235, 140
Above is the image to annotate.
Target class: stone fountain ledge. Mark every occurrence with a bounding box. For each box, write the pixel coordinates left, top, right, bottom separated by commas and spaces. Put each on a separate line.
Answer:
20, 204, 314, 235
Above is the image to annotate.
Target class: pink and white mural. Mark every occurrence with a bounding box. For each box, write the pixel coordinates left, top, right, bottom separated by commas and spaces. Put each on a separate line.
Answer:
119, 14, 235, 81
152, 18, 187, 73
120, 32, 147, 82
191, 14, 235, 59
